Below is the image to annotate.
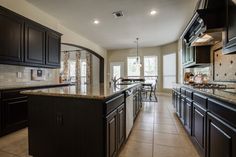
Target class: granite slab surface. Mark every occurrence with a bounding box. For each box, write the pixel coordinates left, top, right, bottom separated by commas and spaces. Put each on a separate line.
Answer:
0, 82, 73, 90
21, 83, 140, 100
173, 83, 236, 106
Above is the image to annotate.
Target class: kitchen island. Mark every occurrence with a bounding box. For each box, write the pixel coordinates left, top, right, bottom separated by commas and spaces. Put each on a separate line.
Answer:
22, 83, 142, 157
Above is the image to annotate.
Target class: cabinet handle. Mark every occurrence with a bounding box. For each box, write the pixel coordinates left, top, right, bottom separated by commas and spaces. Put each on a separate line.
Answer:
56, 113, 63, 126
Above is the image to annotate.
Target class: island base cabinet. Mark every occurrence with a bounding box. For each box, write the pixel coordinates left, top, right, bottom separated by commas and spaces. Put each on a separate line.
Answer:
207, 112, 236, 157
106, 104, 125, 157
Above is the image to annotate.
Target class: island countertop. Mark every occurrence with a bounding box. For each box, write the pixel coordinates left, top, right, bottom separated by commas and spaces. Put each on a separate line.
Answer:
21, 83, 140, 100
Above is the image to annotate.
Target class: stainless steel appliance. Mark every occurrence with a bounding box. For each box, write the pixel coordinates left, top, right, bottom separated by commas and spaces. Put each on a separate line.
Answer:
125, 88, 134, 139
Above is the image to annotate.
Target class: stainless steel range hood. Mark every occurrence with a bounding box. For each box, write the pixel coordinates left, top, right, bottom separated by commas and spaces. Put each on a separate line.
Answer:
181, 0, 226, 46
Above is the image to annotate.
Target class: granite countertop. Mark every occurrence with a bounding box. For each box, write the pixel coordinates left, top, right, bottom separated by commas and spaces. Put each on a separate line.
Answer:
21, 83, 140, 100
174, 83, 236, 105
0, 82, 73, 90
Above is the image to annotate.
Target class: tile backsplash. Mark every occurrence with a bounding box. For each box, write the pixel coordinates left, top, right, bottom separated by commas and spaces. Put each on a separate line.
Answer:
0, 64, 59, 86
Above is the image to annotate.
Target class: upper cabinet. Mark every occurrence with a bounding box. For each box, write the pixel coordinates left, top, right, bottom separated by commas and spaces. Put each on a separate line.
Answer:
0, 6, 62, 68
0, 8, 24, 64
46, 32, 61, 67
223, 0, 236, 54
25, 22, 46, 65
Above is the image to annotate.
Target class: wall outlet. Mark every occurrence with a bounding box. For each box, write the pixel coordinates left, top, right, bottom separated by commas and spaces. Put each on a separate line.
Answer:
16, 72, 22, 78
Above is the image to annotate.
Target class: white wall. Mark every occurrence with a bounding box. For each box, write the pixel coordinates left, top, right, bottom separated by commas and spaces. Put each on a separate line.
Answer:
0, 0, 107, 86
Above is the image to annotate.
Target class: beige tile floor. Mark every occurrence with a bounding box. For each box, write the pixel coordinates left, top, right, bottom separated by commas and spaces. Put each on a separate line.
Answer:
118, 95, 200, 157
0, 95, 200, 157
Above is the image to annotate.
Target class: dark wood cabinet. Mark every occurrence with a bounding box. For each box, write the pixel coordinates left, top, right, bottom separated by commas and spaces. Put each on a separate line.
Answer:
117, 104, 125, 149
192, 102, 206, 153
1, 90, 28, 135
185, 98, 192, 135
106, 110, 118, 157
0, 7, 24, 64
223, 0, 236, 54
176, 93, 181, 117
182, 44, 211, 68
180, 89, 186, 124
0, 6, 61, 68
207, 112, 236, 157
46, 32, 61, 67
24, 22, 46, 65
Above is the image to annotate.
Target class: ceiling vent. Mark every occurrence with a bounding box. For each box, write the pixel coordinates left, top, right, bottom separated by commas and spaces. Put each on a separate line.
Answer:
112, 11, 124, 18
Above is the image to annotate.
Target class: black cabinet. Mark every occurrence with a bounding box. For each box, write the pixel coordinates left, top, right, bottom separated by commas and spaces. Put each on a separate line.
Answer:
192, 102, 206, 153
206, 112, 236, 157
176, 92, 181, 117
25, 22, 46, 65
106, 109, 118, 157
0, 7, 24, 64
117, 104, 125, 149
1, 90, 28, 135
182, 44, 211, 68
0, 6, 61, 68
185, 98, 193, 135
46, 32, 61, 67
223, 0, 236, 54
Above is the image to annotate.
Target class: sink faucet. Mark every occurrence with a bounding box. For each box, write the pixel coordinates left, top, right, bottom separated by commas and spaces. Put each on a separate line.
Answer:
111, 76, 122, 86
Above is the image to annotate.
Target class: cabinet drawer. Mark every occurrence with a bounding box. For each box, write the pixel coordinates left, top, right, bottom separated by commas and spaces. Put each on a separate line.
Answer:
105, 94, 125, 115
193, 93, 207, 109
2, 90, 27, 100
186, 89, 193, 99
208, 98, 236, 128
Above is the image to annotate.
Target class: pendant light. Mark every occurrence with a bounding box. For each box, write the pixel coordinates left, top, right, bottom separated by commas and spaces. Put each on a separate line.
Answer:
136, 38, 142, 67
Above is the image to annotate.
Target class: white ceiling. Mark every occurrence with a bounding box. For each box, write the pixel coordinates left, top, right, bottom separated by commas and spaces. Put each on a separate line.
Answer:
27, 0, 198, 50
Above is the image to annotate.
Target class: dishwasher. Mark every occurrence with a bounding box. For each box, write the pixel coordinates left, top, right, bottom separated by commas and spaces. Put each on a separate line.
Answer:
125, 89, 134, 139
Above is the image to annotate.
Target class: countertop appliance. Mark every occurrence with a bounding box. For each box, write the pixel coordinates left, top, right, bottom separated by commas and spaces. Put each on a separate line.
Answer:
125, 88, 134, 139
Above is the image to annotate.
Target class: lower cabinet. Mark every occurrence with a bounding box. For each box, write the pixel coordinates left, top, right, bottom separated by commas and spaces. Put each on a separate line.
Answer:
106, 110, 118, 157
206, 112, 236, 157
2, 97, 28, 134
184, 98, 192, 135
106, 103, 125, 157
192, 102, 206, 154
176, 93, 181, 117
180, 95, 185, 124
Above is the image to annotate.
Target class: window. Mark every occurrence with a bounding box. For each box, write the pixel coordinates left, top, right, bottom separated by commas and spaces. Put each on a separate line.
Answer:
112, 65, 121, 79
69, 60, 76, 82
81, 59, 87, 84
127, 57, 141, 77
144, 56, 158, 80
163, 53, 176, 89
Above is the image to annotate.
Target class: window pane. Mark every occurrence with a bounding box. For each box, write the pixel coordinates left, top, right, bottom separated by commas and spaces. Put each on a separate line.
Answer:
113, 65, 121, 78
127, 57, 140, 77
144, 56, 157, 76
163, 53, 176, 89
81, 60, 87, 84
69, 60, 76, 82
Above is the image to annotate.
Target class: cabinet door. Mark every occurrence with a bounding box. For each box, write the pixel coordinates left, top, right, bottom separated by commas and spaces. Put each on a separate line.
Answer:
2, 98, 28, 133
25, 22, 46, 65
184, 99, 192, 135
117, 104, 125, 149
207, 112, 236, 157
176, 94, 181, 117
223, 0, 236, 54
192, 103, 206, 153
46, 31, 61, 67
0, 9, 24, 63
180, 97, 185, 124
106, 110, 118, 157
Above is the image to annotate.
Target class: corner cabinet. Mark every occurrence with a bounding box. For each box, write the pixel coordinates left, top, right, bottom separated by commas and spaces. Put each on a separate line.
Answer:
0, 6, 62, 68
223, 0, 236, 54
46, 32, 61, 67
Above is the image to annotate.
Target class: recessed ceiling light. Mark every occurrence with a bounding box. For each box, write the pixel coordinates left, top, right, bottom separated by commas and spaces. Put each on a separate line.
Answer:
150, 10, 157, 15
93, 20, 100, 24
